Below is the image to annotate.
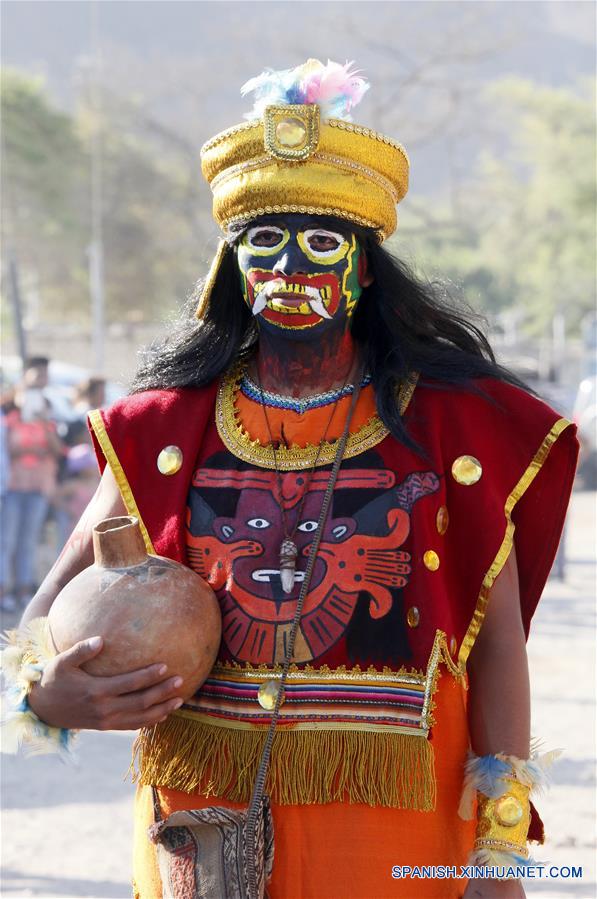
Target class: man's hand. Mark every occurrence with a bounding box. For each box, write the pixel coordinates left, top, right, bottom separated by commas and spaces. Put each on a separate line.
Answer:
28, 636, 184, 731
463, 878, 526, 898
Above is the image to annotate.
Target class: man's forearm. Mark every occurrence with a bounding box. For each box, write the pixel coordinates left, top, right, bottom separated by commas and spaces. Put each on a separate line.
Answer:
20, 537, 94, 624
467, 630, 530, 758
466, 546, 530, 758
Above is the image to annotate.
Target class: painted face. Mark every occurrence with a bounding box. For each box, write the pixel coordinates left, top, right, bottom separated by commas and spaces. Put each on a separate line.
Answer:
236, 214, 366, 335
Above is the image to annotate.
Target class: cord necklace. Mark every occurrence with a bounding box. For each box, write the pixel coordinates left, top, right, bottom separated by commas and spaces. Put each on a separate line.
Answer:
254, 359, 358, 594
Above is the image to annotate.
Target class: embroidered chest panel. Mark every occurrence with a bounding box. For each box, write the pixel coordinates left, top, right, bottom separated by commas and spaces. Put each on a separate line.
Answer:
186, 445, 439, 667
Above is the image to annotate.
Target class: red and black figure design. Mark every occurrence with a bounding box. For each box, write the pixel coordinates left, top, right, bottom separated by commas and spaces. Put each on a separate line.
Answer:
186, 451, 440, 667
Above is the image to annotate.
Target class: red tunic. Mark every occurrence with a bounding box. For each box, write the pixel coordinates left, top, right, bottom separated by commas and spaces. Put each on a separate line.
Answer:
90, 376, 577, 662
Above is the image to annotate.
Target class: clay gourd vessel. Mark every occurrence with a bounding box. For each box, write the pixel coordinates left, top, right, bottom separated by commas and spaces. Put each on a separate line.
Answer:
48, 516, 221, 700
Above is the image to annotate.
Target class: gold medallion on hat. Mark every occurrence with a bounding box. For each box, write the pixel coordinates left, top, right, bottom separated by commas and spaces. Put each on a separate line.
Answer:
263, 103, 320, 161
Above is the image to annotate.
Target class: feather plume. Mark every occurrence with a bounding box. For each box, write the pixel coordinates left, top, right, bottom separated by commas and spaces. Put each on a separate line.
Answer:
458, 748, 562, 820
1, 616, 74, 757
459, 752, 512, 819
0, 643, 26, 682
241, 59, 369, 122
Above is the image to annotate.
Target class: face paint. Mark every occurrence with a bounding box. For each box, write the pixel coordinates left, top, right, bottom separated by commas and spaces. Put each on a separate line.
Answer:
236, 214, 366, 334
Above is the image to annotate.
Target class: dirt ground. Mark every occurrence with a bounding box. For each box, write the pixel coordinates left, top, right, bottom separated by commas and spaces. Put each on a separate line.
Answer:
1, 490, 595, 899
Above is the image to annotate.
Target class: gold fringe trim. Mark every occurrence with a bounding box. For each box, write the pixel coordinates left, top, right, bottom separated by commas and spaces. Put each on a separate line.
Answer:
88, 409, 155, 555
132, 718, 436, 810
458, 417, 573, 669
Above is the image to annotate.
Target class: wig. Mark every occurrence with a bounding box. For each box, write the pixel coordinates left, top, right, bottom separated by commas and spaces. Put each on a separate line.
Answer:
131, 220, 527, 450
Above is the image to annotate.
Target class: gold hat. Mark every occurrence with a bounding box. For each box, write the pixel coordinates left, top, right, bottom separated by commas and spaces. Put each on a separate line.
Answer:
196, 61, 409, 317
200, 60, 409, 242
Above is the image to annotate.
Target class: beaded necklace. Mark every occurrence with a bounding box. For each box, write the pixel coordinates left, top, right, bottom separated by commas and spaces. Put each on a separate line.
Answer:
240, 371, 372, 414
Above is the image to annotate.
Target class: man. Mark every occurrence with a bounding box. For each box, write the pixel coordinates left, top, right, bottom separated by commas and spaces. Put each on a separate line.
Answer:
19, 61, 577, 898
1, 357, 63, 611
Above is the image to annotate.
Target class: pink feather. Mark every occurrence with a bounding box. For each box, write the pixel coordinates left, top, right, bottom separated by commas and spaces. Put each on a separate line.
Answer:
242, 59, 369, 122
302, 62, 369, 117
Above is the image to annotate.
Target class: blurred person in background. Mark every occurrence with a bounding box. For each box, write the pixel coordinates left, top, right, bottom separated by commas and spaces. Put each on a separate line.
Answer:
0, 372, 16, 498
21, 354, 51, 392
53, 444, 100, 545
72, 376, 107, 419
0, 357, 64, 612
52, 378, 105, 549
1, 375, 18, 417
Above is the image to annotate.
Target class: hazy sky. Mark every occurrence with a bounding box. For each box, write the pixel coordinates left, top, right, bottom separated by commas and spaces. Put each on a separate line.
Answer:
2, 1, 595, 197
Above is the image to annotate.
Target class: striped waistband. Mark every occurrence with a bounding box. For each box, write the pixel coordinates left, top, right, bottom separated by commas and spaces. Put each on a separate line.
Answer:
182, 660, 434, 736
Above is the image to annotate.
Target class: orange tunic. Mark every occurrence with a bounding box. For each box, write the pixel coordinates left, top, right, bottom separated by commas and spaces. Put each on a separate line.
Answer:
134, 673, 475, 899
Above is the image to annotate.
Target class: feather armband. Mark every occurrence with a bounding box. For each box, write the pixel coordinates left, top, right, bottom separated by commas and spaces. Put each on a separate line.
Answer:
459, 748, 560, 874
0, 617, 75, 756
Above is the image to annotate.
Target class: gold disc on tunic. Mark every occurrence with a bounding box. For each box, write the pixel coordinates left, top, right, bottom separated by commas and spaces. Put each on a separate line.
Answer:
423, 550, 440, 571
157, 445, 183, 476
436, 505, 449, 535
258, 679, 284, 711
451, 455, 482, 485
406, 606, 420, 628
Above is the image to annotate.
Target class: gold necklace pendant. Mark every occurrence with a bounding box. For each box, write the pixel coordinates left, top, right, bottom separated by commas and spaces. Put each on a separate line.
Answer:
279, 538, 298, 594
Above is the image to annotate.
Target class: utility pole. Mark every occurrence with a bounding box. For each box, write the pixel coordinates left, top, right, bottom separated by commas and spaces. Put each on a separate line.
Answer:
88, 0, 105, 374
7, 250, 27, 362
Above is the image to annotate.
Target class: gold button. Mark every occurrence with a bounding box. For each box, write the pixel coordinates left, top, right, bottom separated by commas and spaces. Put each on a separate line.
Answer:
436, 506, 449, 535
495, 794, 524, 827
423, 550, 440, 571
276, 117, 307, 147
257, 679, 284, 711
451, 455, 482, 485
157, 445, 183, 476
406, 606, 420, 628
449, 635, 458, 656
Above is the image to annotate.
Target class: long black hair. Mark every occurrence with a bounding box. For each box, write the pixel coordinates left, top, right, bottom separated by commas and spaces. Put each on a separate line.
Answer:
131, 221, 527, 447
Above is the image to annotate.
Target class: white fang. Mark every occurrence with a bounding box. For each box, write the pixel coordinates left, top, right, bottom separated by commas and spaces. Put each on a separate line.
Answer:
308, 296, 332, 319
252, 290, 268, 315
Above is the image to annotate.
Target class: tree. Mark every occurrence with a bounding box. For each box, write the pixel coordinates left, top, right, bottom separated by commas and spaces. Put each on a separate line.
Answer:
1, 70, 211, 328
1, 69, 88, 325
396, 77, 596, 335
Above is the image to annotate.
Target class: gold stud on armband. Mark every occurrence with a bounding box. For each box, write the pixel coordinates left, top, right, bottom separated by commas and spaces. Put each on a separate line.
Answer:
474, 778, 531, 860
